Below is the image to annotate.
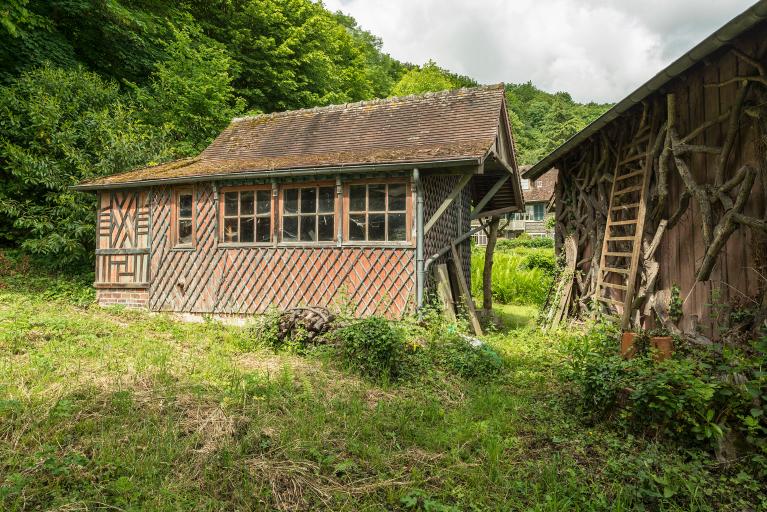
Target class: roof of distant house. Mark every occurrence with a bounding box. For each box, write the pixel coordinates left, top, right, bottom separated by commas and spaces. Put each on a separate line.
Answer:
77, 84, 511, 189
522, 166, 557, 203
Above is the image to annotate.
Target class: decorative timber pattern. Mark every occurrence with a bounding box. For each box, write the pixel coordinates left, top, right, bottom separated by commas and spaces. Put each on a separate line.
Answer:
148, 183, 415, 317
95, 191, 150, 286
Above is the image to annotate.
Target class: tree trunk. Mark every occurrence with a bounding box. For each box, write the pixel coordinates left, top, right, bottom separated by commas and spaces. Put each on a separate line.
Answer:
482, 216, 501, 313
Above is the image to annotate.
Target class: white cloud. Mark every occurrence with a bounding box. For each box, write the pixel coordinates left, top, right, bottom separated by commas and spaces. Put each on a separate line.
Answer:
323, 0, 755, 102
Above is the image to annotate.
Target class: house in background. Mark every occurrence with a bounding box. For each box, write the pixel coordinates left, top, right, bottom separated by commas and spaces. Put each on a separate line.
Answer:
523, 2, 767, 335
472, 167, 556, 245
506, 167, 556, 238
75, 85, 523, 318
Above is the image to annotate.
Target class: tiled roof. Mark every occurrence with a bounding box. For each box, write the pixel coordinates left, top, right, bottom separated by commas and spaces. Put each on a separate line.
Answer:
78, 85, 507, 188
523, 167, 557, 203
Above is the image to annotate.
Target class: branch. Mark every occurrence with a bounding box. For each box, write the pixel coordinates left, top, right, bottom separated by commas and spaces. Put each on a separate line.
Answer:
696, 166, 756, 281
733, 47, 767, 77
681, 111, 730, 144
716, 84, 750, 186
733, 213, 767, 232
668, 190, 691, 229
673, 144, 722, 155
670, 127, 715, 246
704, 76, 767, 88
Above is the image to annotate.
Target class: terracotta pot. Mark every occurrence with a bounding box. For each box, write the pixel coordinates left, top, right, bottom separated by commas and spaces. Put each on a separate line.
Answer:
651, 336, 673, 362
620, 332, 637, 359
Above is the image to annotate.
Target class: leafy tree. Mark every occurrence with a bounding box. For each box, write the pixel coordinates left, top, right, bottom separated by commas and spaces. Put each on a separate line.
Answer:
505, 82, 610, 164
0, 0, 46, 37
132, 26, 245, 156
1, 0, 180, 85
391, 60, 476, 96
187, 0, 397, 111
0, 66, 168, 264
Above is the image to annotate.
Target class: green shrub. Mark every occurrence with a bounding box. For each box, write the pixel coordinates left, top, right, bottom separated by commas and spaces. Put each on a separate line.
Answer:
334, 316, 404, 382
415, 310, 506, 382
246, 309, 282, 351
436, 336, 505, 381
522, 251, 556, 275
495, 234, 554, 249
564, 323, 767, 457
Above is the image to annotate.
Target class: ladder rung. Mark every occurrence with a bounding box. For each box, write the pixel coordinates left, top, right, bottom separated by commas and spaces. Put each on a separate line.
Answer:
607, 236, 636, 241
601, 282, 628, 291
609, 219, 638, 226
614, 185, 642, 196
619, 153, 647, 165
603, 267, 630, 275
596, 296, 624, 307
616, 170, 644, 181
611, 203, 640, 211
604, 251, 632, 257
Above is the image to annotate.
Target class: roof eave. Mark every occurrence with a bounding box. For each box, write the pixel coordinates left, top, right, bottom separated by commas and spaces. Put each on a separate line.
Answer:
524, 0, 767, 180
72, 156, 484, 191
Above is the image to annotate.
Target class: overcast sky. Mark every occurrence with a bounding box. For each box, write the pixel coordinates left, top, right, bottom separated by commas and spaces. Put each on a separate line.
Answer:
323, 0, 756, 103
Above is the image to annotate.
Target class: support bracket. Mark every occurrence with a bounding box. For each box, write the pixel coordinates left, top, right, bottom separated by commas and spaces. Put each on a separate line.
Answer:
470, 174, 510, 219
424, 173, 472, 235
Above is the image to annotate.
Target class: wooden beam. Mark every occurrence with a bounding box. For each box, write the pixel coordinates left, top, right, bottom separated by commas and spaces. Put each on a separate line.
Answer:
93, 282, 150, 289
450, 244, 483, 336
95, 248, 150, 255
470, 174, 509, 219
434, 264, 456, 321
424, 174, 472, 235
471, 205, 518, 220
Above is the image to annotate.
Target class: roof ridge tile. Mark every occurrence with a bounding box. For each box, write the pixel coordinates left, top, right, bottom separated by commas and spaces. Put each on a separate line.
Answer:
231, 83, 505, 123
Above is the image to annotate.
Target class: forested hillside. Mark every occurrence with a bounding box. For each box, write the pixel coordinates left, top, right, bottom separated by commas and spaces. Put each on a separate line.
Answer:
0, 0, 609, 264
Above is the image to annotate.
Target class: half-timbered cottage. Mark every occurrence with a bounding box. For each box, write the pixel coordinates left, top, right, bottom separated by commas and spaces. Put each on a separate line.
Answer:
75, 84, 523, 318
525, 3, 767, 337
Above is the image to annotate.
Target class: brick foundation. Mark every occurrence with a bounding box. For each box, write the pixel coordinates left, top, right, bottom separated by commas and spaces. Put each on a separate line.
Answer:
97, 288, 150, 309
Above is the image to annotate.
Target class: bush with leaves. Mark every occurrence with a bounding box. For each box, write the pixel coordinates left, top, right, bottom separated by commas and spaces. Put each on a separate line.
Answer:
333, 316, 405, 382
0, 65, 168, 265
495, 234, 554, 250
432, 335, 505, 381
245, 308, 283, 352
563, 322, 767, 461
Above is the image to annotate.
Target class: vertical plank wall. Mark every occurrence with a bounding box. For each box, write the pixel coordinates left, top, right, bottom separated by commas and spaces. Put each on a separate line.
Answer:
551, 24, 767, 336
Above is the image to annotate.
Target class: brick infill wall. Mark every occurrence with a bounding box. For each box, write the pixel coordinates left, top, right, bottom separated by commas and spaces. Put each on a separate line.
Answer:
97, 288, 149, 308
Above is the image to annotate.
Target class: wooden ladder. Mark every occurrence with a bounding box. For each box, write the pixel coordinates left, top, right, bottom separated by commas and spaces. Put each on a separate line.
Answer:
594, 121, 654, 329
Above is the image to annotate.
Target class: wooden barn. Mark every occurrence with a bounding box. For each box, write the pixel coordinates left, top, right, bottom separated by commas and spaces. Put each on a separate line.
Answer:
75, 85, 523, 318
525, 2, 767, 338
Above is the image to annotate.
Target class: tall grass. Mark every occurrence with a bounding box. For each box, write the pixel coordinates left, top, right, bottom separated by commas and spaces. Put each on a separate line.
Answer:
471, 247, 553, 306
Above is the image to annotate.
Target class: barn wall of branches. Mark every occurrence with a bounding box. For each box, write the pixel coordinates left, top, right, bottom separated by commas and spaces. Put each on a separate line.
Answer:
552, 23, 767, 338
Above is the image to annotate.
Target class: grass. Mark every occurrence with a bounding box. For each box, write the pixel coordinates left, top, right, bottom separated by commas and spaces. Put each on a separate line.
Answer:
471, 246, 555, 306
492, 303, 539, 329
0, 264, 763, 511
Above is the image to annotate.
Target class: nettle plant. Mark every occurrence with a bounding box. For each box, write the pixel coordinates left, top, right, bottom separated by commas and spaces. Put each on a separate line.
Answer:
669, 284, 683, 324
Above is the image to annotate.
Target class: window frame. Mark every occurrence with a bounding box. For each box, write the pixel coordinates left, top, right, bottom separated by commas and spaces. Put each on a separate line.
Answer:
279, 181, 338, 246
342, 179, 412, 246
172, 187, 196, 250
218, 185, 274, 247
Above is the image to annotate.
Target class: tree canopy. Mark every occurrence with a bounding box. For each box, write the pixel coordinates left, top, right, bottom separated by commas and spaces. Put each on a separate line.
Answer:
0, 0, 611, 265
